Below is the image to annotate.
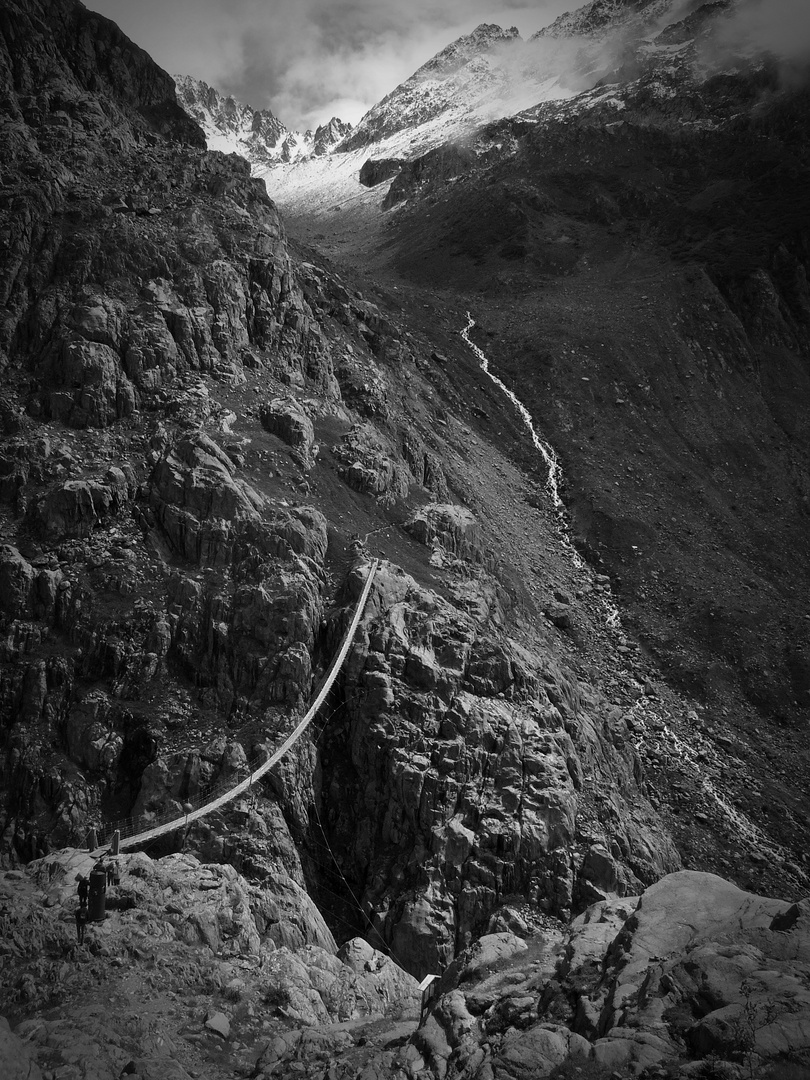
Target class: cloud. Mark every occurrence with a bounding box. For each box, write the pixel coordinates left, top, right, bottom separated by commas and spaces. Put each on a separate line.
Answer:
86, 0, 572, 129
722, 0, 810, 57
215, 0, 579, 130
697, 0, 810, 76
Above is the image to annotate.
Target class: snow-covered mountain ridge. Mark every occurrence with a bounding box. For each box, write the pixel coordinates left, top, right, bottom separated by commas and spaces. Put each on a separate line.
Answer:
173, 74, 351, 165
338, 22, 576, 152
175, 0, 764, 211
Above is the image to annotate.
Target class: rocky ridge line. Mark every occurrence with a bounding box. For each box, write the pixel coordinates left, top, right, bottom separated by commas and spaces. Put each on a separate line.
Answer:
173, 74, 352, 165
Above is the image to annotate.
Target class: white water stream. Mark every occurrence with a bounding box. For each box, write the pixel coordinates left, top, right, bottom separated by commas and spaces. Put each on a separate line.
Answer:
460, 312, 624, 629
460, 312, 566, 514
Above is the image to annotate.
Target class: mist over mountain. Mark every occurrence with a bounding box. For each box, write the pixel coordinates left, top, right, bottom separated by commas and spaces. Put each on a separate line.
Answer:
1, 0, 810, 1078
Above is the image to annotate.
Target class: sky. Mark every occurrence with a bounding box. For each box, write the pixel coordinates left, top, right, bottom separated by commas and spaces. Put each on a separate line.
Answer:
87, 0, 573, 131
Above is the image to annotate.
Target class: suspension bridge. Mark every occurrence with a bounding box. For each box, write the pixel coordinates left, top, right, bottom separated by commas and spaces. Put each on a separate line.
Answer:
90, 560, 379, 855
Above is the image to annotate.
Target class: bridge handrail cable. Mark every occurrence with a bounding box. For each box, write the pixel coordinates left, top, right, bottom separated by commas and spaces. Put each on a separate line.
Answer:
103, 560, 378, 853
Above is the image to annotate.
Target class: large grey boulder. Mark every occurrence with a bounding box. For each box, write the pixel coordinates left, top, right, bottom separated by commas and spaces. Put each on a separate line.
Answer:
405, 503, 493, 567
259, 397, 316, 468
565, 871, 810, 1075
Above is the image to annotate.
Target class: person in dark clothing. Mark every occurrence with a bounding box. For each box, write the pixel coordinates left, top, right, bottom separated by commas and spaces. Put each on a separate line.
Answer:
77, 875, 89, 908
105, 862, 114, 887
74, 905, 86, 944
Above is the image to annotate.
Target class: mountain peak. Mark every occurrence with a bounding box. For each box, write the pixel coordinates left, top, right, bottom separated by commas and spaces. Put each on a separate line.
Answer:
415, 22, 523, 78
338, 23, 546, 152
173, 76, 349, 166
466, 23, 522, 42
312, 116, 353, 156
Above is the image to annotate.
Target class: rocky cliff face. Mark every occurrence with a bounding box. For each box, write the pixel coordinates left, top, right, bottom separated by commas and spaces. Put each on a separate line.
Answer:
319, 560, 680, 977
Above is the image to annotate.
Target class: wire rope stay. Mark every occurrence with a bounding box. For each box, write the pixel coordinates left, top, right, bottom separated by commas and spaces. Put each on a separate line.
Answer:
108, 560, 379, 853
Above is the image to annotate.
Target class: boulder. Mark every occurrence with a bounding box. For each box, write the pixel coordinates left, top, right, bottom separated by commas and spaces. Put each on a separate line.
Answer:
495, 1024, 591, 1078
405, 503, 492, 566
149, 432, 264, 561
259, 397, 316, 468
26, 470, 131, 540
359, 158, 403, 188
261, 941, 420, 1026
203, 1010, 230, 1039
332, 423, 408, 498
569, 871, 810, 1073
251, 870, 337, 953
453, 932, 528, 985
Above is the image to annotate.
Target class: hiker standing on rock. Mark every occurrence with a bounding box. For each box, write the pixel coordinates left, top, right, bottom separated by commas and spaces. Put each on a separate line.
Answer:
74, 905, 86, 944
77, 875, 89, 908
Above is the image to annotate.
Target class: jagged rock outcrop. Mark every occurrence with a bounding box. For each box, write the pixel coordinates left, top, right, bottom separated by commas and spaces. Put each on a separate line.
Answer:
311, 117, 352, 156
259, 397, 316, 468
2, 0, 204, 149
377, 871, 810, 1079
383, 143, 476, 209
332, 423, 411, 500
581, 872, 810, 1070
147, 431, 265, 562
405, 504, 493, 568
0, 545, 63, 620
256, 936, 420, 1030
